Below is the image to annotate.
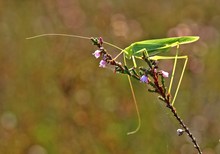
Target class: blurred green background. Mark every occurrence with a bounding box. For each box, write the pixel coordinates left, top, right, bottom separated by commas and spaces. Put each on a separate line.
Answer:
0, 0, 220, 154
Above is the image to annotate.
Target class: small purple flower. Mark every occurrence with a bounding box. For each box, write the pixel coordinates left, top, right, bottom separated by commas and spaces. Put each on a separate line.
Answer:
161, 70, 169, 78
92, 50, 101, 59
140, 75, 149, 84
99, 60, 107, 68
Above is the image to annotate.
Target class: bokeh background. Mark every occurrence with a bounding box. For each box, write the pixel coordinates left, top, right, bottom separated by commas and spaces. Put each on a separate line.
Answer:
0, 0, 220, 154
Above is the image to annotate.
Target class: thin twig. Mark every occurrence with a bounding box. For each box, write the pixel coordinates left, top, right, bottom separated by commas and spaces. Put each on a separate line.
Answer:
151, 69, 202, 154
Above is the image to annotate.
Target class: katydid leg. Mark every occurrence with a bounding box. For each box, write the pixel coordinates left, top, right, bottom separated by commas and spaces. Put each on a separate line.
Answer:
124, 53, 141, 135
149, 55, 188, 105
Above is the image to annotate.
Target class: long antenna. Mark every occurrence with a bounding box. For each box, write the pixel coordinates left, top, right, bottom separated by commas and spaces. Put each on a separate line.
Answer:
26, 33, 91, 40
26, 33, 125, 60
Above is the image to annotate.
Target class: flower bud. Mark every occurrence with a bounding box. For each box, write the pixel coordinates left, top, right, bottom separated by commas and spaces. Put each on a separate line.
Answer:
177, 129, 184, 136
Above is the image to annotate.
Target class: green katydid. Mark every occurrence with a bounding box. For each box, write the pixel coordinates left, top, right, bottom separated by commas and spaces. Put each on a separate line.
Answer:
26, 34, 199, 135
110, 36, 199, 134
119, 36, 200, 106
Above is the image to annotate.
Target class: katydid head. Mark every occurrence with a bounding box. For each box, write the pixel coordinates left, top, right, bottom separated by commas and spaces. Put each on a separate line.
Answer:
123, 44, 134, 59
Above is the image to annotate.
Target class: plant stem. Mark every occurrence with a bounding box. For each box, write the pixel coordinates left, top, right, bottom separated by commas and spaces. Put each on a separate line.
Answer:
152, 69, 202, 154
166, 103, 202, 154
